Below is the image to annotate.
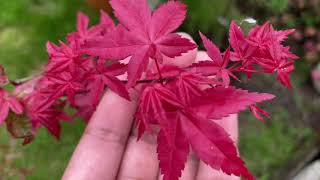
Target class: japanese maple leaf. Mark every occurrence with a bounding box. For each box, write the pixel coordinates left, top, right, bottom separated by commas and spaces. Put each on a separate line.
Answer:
247, 21, 295, 50
74, 93, 96, 122
157, 112, 189, 180
86, 60, 129, 106
0, 89, 23, 124
67, 11, 115, 44
255, 40, 296, 88
259, 58, 295, 88
137, 83, 256, 180
180, 111, 255, 180
45, 72, 85, 106
24, 92, 71, 139
157, 111, 255, 180
247, 21, 273, 49
99, 10, 116, 35
171, 71, 217, 104
192, 86, 275, 120
191, 32, 237, 86
135, 83, 183, 139
229, 21, 256, 62
250, 105, 270, 122
136, 85, 189, 180
85, 0, 197, 86
46, 41, 89, 73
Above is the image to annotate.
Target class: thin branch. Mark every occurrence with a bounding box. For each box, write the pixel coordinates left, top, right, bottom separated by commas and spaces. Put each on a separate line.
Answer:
10, 74, 41, 86
154, 58, 164, 83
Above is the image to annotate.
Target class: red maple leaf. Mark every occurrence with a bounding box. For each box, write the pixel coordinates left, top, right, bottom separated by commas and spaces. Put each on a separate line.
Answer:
191, 32, 238, 86
180, 111, 254, 180
250, 105, 271, 122
228, 21, 258, 78
99, 10, 116, 35
67, 12, 102, 44
157, 113, 189, 180
137, 80, 263, 180
255, 38, 296, 88
45, 72, 85, 106
247, 21, 295, 49
67, 11, 115, 44
84, 0, 197, 86
45, 41, 90, 73
86, 60, 129, 106
0, 89, 23, 124
229, 21, 256, 62
73, 93, 96, 122
193, 86, 275, 120
25, 93, 70, 139
136, 83, 182, 139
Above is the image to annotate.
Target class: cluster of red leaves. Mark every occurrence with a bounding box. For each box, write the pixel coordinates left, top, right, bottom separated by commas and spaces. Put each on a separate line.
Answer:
0, 0, 298, 179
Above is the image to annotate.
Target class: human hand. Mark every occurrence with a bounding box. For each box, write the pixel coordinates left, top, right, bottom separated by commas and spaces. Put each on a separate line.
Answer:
62, 33, 240, 180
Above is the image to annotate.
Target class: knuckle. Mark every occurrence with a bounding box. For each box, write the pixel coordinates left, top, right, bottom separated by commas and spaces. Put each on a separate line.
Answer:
84, 126, 127, 147
118, 176, 151, 180
131, 128, 157, 145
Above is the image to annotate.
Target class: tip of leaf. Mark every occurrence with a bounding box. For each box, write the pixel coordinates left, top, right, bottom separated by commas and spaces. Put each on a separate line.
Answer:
199, 31, 209, 43
77, 11, 87, 18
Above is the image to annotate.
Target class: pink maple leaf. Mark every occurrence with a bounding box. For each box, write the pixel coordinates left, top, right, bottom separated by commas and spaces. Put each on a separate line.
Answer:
250, 105, 271, 122
193, 86, 275, 120
86, 60, 129, 106
137, 82, 259, 180
229, 21, 256, 62
25, 93, 70, 139
180, 111, 255, 180
0, 89, 23, 124
255, 40, 296, 88
99, 10, 116, 35
247, 21, 295, 49
73, 93, 96, 122
45, 41, 89, 73
136, 83, 182, 139
84, 0, 197, 86
45, 72, 85, 106
157, 113, 189, 180
67, 11, 115, 44
191, 32, 238, 86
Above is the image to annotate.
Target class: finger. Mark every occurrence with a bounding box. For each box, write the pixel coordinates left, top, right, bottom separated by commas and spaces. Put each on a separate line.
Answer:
120, 32, 199, 180
62, 90, 137, 180
196, 114, 240, 180
117, 130, 159, 180
195, 50, 210, 62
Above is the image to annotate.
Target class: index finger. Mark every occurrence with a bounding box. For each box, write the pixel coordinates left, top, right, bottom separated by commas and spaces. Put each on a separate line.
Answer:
62, 90, 137, 180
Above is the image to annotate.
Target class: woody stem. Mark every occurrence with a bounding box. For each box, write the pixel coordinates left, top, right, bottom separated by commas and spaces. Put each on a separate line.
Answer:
154, 58, 163, 82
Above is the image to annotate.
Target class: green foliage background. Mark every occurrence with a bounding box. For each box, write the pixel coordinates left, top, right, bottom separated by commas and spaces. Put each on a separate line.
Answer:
0, 0, 316, 179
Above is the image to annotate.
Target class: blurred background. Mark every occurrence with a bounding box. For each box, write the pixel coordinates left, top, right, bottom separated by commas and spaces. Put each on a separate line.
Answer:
0, 0, 320, 179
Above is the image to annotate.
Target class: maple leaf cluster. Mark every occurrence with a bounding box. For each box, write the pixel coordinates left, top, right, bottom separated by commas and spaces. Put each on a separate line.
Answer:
0, 0, 298, 179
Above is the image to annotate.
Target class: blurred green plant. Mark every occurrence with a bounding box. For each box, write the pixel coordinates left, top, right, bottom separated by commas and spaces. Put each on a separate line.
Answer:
239, 109, 315, 180
249, 0, 289, 13
0, 0, 317, 179
159, 0, 241, 46
0, 0, 99, 79
0, 0, 93, 179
